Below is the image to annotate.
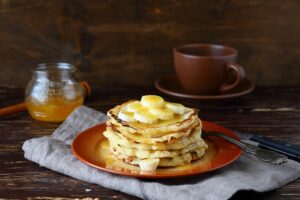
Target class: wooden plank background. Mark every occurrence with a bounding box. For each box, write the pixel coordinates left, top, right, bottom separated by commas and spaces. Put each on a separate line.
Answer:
0, 0, 300, 88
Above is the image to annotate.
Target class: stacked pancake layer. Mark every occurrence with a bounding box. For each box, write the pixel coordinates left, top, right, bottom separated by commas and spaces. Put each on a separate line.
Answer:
103, 95, 208, 171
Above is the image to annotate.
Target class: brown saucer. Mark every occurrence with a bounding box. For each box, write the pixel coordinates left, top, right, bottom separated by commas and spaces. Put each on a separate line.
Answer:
155, 74, 255, 100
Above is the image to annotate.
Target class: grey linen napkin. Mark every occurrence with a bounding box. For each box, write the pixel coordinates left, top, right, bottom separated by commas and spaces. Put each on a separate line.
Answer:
22, 106, 300, 200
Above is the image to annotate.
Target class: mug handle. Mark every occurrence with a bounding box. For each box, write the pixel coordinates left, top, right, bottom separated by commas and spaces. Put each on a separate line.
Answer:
220, 63, 246, 92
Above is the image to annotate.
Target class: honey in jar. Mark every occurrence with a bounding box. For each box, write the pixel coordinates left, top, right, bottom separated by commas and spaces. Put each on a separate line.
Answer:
25, 63, 84, 122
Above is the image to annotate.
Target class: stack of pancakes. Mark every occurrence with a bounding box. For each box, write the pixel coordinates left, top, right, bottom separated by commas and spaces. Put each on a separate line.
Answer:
103, 95, 208, 171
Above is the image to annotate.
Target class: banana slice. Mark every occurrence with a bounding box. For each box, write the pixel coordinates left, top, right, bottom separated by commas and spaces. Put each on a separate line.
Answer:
126, 101, 144, 112
149, 107, 174, 120
165, 102, 187, 115
134, 109, 158, 124
118, 111, 137, 122
141, 95, 164, 108
138, 158, 160, 171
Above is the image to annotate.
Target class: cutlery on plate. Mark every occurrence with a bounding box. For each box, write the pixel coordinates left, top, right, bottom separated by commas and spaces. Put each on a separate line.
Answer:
202, 131, 288, 165
243, 134, 300, 162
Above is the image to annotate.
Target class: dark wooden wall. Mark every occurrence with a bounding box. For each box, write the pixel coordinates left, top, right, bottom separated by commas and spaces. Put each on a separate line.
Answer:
0, 0, 300, 88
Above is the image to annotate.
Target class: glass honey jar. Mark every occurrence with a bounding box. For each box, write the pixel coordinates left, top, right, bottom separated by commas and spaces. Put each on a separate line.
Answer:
25, 63, 84, 122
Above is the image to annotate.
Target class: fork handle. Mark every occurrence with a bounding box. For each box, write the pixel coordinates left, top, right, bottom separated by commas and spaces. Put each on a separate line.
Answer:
203, 131, 287, 165
251, 134, 300, 158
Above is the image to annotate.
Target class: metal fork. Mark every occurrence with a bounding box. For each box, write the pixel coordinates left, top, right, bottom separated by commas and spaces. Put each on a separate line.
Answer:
202, 131, 288, 165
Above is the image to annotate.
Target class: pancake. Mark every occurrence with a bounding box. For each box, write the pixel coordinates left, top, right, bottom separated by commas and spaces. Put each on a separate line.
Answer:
103, 126, 202, 150
106, 119, 201, 144
107, 101, 198, 137
109, 140, 207, 159
112, 148, 206, 167
102, 95, 208, 171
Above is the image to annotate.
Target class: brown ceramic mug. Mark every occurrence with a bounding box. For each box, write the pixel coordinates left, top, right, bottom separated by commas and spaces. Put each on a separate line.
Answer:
174, 44, 246, 95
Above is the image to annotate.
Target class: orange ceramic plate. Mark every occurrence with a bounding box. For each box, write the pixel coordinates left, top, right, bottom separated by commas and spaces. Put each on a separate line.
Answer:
71, 121, 242, 179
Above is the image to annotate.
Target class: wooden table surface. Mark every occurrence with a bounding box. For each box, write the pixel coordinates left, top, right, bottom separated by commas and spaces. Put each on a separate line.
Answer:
0, 85, 299, 199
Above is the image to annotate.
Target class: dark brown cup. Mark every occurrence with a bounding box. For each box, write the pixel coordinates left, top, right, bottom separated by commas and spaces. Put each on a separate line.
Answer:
174, 44, 246, 95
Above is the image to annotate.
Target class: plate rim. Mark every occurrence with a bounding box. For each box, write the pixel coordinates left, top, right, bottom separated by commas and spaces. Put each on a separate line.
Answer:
71, 121, 242, 179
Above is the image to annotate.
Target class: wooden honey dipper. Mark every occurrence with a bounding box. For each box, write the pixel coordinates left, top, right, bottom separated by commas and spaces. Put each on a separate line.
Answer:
0, 81, 91, 117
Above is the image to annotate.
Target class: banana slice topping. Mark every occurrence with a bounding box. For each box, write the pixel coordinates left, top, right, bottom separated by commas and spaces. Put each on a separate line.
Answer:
127, 101, 144, 112
118, 111, 137, 122
141, 95, 164, 108
149, 107, 174, 120
166, 102, 188, 115
118, 95, 189, 124
134, 110, 158, 124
